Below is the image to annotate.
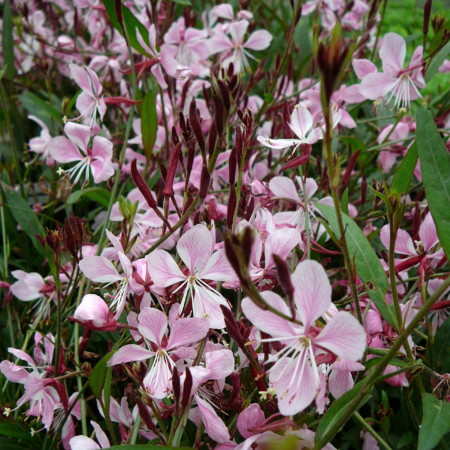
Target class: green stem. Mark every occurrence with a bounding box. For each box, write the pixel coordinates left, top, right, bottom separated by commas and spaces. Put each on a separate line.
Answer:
314, 275, 450, 449
353, 411, 392, 450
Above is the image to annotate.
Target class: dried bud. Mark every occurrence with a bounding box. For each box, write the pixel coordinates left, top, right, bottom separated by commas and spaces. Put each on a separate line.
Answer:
189, 99, 206, 158
181, 367, 193, 409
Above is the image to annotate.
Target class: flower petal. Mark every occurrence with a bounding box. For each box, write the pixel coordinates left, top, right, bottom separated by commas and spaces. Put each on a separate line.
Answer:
292, 260, 332, 328
145, 250, 185, 287
107, 344, 154, 366
177, 224, 213, 274
138, 307, 168, 346
379, 32, 406, 75
314, 311, 366, 361
79, 256, 122, 283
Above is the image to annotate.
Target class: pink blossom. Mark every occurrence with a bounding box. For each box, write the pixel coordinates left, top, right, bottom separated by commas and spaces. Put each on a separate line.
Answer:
107, 306, 209, 398
69, 421, 110, 450
242, 260, 366, 415
358, 33, 425, 109
48, 123, 114, 184
71, 294, 116, 331
146, 224, 234, 328
257, 104, 323, 152
210, 20, 272, 72
69, 64, 107, 126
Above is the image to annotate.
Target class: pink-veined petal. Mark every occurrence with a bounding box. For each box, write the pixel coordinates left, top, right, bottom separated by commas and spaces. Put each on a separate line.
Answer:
289, 105, 313, 140
91, 136, 113, 160
167, 316, 209, 349
244, 30, 272, 51
195, 394, 230, 443
107, 344, 154, 366
264, 228, 301, 270
419, 213, 439, 251
90, 421, 110, 449
359, 72, 397, 100
270, 351, 319, 416
177, 224, 213, 274
143, 352, 173, 398
145, 250, 185, 287
352, 58, 377, 79
64, 122, 90, 152
292, 260, 332, 328
73, 294, 112, 327
229, 20, 249, 44
237, 403, 265, 438
79, 256, 122, 283
242, 292, 299, 338
48, 137, 83, 163
269, 176, 300, 202
69, 435, 101, 450
69, 64, 94, 92
138, 307, 168, 346
314, 311, 366, 361
0, 360, 30, 383
257, 136, 301, 150
192, 284, 228, 329
380, 225, 416, 256
204, 349, 235, 380
199, 250, 235, 281
10, 271, 45, 301
379, 32, 406, 75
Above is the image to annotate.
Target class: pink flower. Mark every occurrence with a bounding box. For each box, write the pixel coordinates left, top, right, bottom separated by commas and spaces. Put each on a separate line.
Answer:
28, 115, 54, 165
79, 231, 133, 318
48, 123, 114, 184
146, 224, 234, 328
242, 260, 366, 415
69, 64, 107, 126
210, 20, 272, 72
107, 306, 209, 398
10, 270, 47, 301
69, 421, 110, 450
71, 294, 116, 331
358, 33, 425, 110
257, 104, 323, 152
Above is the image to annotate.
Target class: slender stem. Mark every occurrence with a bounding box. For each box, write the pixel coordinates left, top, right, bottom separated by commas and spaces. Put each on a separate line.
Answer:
315, 275, 450, 449
353, 411, 392, 450
322, 103, 363, 324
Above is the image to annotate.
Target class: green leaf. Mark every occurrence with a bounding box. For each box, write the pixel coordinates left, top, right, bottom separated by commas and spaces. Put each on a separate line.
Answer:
1, 183, 45, 256
340, 187, 349, 215
0, 423, 35, 441
430, 316, 450, 373
425, 41, 450, 82
416, 107, 450, 260
67, 187, 111, 208
315, 203, 396, 327
2, 0, 14, 80
140, 88, 158, 159
172, 0, 192, 4
392, 142, 418, 195
315, 380, 372, 445
418, 393, 450, 450
90, 352, 114, 399
18, 91, 61, 132
102, 0, 149, 54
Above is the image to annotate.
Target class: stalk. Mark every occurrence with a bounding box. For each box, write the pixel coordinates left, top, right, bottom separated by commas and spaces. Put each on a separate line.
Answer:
315, 275, 450, 449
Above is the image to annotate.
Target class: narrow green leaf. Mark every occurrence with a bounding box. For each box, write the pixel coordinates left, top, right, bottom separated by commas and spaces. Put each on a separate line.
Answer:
2, 0, 14, 80
315, 203, 396, 327
340, 187, 349, 215
67, 187, 111, 208
392, 142, 418, 195
140, 88, 158, 159
418, 394, 450, 450
430, 316, 450, 374
1, 183, 45, 255
90, 352, 114, 399
172, 0, 192, 4
102, 0, 149, 54
315, 380, 372, 445
416, 107, 450, 260
426, 41, 450, 82
0, 423, 35, 441
18, 91, 61, 131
